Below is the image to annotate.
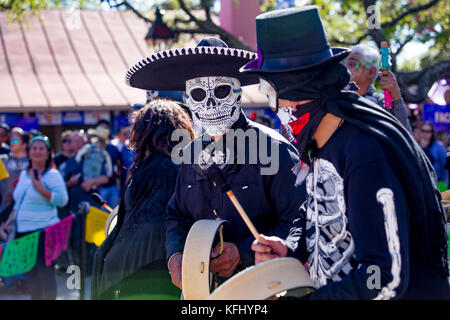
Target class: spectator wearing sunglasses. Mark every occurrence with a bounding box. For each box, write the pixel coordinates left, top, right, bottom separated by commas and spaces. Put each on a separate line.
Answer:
53, 130, 74, 170
419, 121, 448, 187
343, 44, 412, 133
0, 123, 11, 155
0, 129, 30, 224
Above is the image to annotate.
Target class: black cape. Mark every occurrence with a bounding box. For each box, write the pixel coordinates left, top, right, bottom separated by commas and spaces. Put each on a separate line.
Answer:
265, 63, 448, 277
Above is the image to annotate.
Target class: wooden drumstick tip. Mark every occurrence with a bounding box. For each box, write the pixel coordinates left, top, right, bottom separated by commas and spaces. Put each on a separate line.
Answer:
103, 204, 113, 213
226, 190, 260, 242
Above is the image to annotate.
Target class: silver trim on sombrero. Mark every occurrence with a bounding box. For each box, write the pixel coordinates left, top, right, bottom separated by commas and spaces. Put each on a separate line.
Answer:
124, 47, 257, 86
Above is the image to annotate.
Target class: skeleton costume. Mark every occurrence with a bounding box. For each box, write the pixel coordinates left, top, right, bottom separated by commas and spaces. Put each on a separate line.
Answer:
242, 6, 450, 299
125, 38, 304, 276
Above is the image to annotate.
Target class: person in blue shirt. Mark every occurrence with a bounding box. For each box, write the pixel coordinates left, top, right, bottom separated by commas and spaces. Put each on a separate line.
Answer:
96, 120, 122, 208
111, 126, 136, 191
2, 135, 68, 300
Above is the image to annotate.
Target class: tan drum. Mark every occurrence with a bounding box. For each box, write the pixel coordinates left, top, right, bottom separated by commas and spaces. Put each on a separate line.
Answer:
181, 219, 228, 300
104, 206, 119, 237
181, 219, 316, 300
207, 257, 316, 300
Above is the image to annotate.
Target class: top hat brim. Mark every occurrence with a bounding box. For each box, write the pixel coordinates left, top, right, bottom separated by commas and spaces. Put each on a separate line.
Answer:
125, 47, 260, 92
240, 47, 351, 74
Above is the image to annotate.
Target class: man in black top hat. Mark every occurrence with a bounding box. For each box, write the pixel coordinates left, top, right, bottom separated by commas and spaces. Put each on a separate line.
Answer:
247, 6, 450, 299
124, 37, 304, 291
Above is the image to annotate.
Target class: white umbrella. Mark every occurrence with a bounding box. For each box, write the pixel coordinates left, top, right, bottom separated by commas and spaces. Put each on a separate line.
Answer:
428, 78, 450, 105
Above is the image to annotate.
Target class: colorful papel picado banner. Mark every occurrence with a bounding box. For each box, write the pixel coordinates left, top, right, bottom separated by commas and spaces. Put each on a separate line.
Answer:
0, 158, 9, 181
85, 206, 109, 247
0, 231, 40, 277
44, 215, 73, 267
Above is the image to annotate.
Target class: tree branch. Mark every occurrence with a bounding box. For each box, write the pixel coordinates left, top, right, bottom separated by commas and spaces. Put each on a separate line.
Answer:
362, 0, 394, 69
177, 0, 205, 28
0, 0, 17, 10
331, 32, 370, 46
172, 28, 215, 35
393, 32, 416, 56
173, 17, 192, 25
381, 0, 440, 28
176, 0, 254, 51
397, 59, 450, 103
106, 0, 151, 24
200, 0, 212, 22
332, 0, 440, 65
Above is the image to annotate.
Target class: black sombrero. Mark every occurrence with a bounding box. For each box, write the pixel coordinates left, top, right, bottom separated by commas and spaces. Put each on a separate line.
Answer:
240, 6, 351, 74
125, 38, 259, 91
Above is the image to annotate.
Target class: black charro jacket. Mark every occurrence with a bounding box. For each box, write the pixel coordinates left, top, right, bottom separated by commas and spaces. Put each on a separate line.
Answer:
165, 111, 306, 268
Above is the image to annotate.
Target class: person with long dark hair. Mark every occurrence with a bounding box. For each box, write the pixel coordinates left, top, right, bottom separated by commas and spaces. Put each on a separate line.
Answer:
92, 99, 195, 300
420, 121, 448, 187
1, 135, 68, 299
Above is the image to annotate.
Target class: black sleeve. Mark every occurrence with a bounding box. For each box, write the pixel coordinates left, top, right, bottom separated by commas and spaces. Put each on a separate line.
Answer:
285, 198, 308, 263
391, 99, 412, 134
236, 142, 305, 266
165, 165, 195, 263
265, 143, 304, 241
305, 159, 411, 300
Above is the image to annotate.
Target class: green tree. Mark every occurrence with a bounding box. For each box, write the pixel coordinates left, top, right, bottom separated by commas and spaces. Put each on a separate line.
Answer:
2, 0, 449, 103
315, 0, 449, 103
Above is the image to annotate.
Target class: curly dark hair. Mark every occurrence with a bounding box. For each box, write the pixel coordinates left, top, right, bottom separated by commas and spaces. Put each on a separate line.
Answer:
128, 98, 194, 177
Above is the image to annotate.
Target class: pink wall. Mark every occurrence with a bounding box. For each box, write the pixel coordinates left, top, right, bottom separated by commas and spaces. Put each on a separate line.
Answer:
220, 0, 260, 50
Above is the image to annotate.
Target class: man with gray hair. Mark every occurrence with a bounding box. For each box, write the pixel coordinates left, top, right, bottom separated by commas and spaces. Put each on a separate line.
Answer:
344, 44, 412, 133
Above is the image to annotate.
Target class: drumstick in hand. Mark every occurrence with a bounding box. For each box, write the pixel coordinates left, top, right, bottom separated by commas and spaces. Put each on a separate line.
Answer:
207, 165, 260, 242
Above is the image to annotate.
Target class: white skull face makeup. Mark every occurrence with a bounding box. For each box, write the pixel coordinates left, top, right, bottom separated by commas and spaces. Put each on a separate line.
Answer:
186, 76, 242, 137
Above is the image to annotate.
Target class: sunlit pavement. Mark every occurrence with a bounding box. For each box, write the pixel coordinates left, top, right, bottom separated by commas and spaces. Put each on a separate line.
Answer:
0, 267, 91, 300
1, 225, 450, 300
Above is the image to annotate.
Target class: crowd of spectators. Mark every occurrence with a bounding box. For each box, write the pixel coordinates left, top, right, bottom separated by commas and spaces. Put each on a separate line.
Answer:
0, 120, 135, 296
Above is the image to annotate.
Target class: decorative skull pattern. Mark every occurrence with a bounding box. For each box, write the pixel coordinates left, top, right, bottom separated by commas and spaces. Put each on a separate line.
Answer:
305, 158, 356, 287
186, 76, 242, 137
277, 107, 296, 142
197, 146, 229, 171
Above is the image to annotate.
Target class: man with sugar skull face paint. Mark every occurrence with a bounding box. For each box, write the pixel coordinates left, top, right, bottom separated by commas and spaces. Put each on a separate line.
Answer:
186, 76, 242, 137
125, 37, 305, 292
